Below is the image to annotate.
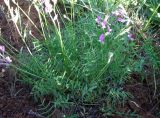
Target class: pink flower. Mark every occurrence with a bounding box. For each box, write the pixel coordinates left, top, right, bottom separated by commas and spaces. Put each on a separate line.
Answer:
95, 16, 101, 24
105, 26, 112, 35
107, 26, 112, 34
112, 5, 127, 18
99, 26, 112, 43
117, 17, 126, 23
101, 20, 107, 29
99, 34, 105, 43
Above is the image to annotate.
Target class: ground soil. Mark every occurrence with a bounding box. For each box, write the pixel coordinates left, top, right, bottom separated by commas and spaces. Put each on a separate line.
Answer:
0, 71, 40, 118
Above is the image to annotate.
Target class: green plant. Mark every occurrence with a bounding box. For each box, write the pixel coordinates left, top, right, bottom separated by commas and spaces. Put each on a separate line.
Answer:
16, 1, 138, 109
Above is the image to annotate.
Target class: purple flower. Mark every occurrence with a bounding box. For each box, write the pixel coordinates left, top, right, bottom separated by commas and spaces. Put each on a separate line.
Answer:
95, 16, 101, 24
99, 34, 105, 43
0, 45, 5, 53
107, 26, 112, 33
117, 17, 126, 23
5, 56, 12, 63
101, 20, 107, 29
128, 33, 135, 41
112, 5, 127, 18
105, 26, 112, 35
112, 5, 132, 25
